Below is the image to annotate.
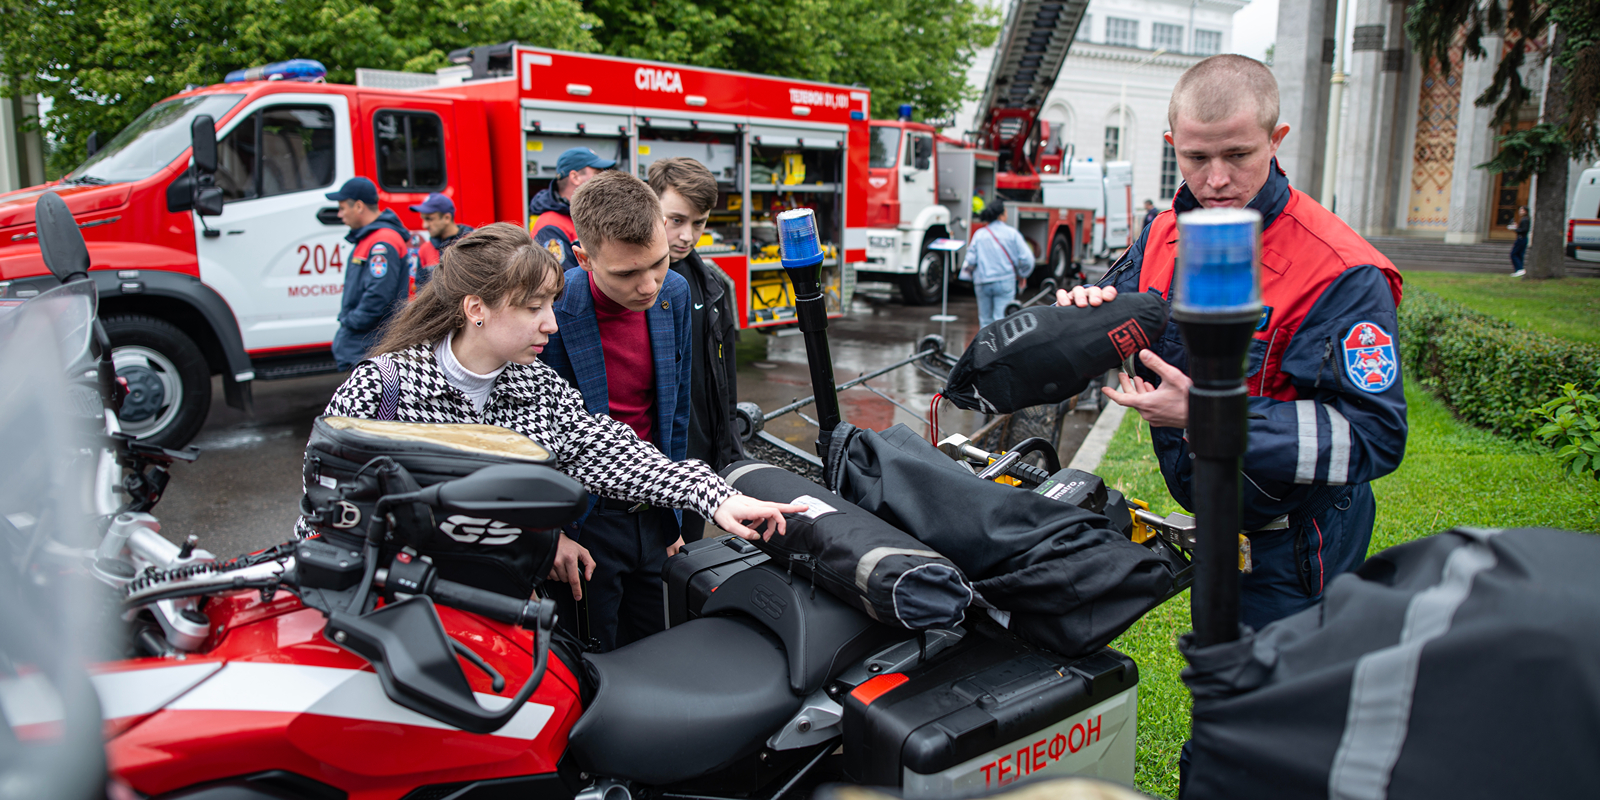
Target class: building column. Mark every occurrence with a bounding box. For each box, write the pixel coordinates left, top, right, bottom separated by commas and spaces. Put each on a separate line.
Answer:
1272, 0, 1338, 197
0, 91, 45, 193
1336, 0, 1409, 235
1444, 33, 1501, 244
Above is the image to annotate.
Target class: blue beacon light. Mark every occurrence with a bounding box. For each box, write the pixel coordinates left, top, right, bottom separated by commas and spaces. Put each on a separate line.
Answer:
224, 59, 328, 84
1173, 208, 1262, 319
776, 209, 826, 272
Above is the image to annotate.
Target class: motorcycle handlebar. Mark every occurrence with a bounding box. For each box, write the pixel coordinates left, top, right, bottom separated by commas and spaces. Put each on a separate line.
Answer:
427, 578, 550, 630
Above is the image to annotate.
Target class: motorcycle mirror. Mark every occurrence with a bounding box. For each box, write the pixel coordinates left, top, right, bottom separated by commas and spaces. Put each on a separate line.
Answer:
420, 464, 585, 531
35, 193, 91, 283
190, 115, 217, 174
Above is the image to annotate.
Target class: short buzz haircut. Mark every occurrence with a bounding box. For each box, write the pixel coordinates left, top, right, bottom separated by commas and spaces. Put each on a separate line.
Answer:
647, 157, 719, 215
1168, 54, 1279, 134
570, 170, 663, 253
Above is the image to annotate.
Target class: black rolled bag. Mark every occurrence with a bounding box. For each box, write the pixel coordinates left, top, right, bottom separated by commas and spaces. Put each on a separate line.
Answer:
944, 290, 1167, 414
300, 416, 568, 598
1181, 527, 1600, 800
718, 460, 973, 630
825, 423, 1184, 658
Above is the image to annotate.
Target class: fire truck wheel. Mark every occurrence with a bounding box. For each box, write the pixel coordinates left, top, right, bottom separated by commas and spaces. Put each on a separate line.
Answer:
899, 247, 945, 305
103, 315, 212, 449
1045, 234, 1081, 289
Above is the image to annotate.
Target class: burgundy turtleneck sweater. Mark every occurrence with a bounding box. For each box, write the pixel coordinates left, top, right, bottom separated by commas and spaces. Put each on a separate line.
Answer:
589, 273, 656, 444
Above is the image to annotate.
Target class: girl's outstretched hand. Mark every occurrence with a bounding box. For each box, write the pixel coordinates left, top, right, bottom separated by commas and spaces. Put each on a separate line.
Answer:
712, 495, 811, 541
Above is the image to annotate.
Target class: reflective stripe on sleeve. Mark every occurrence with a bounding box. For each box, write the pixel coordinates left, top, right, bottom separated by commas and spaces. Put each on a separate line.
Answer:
1326, 405, 1351, 485
1295, 399, 1318, 484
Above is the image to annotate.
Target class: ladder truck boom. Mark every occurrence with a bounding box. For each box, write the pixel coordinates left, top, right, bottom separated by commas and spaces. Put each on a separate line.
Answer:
972, 0, 1089, 187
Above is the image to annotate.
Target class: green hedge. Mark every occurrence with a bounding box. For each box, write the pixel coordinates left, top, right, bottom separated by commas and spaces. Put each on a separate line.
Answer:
1398, 289, 1600, 439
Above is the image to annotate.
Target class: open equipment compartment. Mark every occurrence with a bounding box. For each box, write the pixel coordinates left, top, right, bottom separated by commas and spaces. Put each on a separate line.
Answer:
744, 126, 850, 326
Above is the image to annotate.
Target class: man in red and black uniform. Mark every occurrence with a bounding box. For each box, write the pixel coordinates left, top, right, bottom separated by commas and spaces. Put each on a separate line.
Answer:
1061, 55, 1407, 631
409, 192, 474, 290
530, 147, 615, 270
329, 177, 411, 371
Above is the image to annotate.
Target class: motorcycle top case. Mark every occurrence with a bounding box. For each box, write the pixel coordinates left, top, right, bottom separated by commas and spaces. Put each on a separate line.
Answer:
301, 416, 561, 597
843, 627, 1139, 794
943, 291, 1167, 415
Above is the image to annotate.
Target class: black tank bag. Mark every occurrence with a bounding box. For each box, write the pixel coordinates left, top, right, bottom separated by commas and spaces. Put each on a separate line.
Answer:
719, 460, 973, 630
301, 416, 560, 598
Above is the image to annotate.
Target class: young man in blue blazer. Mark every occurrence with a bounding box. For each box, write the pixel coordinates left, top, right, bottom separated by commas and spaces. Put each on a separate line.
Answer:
538, 170, 693, 651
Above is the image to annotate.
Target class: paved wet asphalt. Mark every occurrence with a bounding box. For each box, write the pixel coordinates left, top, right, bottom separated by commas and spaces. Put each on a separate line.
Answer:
154, 287, 1104, 557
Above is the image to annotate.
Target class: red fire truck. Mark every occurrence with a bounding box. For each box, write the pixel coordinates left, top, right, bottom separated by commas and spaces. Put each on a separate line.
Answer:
858, 0, 1133, 305
0, 46, 870, 448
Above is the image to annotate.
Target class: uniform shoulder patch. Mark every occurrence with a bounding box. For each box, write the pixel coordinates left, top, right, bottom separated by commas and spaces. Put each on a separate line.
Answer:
545, 238, 565, 261
1343, 321, 1397, 393
369, 251, 388, 279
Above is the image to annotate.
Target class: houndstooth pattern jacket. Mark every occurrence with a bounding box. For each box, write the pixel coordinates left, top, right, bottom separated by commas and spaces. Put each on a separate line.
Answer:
298, 343, 737, 539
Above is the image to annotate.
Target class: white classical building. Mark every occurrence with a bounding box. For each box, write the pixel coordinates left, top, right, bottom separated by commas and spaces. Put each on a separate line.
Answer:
953, 0, 1250, 212
0, 92, 46, 193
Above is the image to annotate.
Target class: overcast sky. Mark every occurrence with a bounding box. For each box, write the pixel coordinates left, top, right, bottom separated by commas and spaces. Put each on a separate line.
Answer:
1230, 0, 1279, 63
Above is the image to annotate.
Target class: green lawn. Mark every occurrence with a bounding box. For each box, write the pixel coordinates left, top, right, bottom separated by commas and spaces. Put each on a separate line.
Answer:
1402, 271, 1600, 345
1096, 384, 1600, 798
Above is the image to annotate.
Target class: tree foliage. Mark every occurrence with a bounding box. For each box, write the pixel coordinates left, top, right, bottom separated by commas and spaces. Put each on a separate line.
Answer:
1405, 0, 1599, 163
584, 0, 999, 123
0, 0, 601, 175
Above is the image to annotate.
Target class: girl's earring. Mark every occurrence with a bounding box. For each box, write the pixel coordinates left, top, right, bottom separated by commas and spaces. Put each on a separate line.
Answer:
474, 319, 483, 327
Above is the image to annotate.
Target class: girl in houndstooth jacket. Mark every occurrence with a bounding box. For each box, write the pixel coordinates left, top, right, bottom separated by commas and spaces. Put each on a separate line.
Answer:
309, 223, 804, 600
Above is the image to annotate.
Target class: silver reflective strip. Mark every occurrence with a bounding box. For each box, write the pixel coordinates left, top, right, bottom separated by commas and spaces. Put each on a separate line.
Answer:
1295, 400, 1318, 484
855, 547, 945, 592
1326, 405, 1352, 485
723, 462, 778, 486
1327, 530, 1502, 800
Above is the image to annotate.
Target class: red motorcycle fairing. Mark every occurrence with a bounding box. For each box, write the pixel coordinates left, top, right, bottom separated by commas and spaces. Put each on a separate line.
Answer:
101, 589, 583, 799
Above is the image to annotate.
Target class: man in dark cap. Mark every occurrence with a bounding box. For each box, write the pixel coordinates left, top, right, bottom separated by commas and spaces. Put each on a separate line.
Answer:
530, 147, 616, 269
327, 176, 411, 370
409, 192, 474, 289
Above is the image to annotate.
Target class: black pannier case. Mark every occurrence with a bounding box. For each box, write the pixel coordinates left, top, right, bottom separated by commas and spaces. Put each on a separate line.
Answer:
842, 629, 1140, 793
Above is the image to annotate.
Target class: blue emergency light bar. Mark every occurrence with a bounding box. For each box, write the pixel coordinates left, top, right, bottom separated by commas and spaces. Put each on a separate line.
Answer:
1174, 208, 1261, 316
776, 209, 825, 270
224, 59, 327, 84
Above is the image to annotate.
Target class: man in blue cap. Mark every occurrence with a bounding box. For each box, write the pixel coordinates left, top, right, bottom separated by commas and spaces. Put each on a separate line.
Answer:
326, 176, 411, 370
530, 147, 616, 269
409, 192, 474, 289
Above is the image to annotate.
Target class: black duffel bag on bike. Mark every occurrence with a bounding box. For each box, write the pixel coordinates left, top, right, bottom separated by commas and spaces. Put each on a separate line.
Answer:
719, 460, 973, 630
300, 416, 563, 598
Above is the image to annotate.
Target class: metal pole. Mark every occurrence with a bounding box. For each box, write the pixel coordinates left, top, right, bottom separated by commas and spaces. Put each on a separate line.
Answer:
777, 210, 842, 457
1118, 50, 1167, 168
1320, 0, 1351, 209
1173, 209, 1262, 648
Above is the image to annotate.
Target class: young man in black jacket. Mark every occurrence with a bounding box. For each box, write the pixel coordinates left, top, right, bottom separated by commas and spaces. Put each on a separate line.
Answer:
647, 157, 743, 540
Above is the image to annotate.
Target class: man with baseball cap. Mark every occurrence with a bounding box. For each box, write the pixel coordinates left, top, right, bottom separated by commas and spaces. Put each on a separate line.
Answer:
409, 192, 474, 289
529, 147, 616, 269
326, 176, 411, 370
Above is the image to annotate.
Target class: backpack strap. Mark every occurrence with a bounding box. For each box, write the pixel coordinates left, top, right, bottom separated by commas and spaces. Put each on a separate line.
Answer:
371, 355, 401, 421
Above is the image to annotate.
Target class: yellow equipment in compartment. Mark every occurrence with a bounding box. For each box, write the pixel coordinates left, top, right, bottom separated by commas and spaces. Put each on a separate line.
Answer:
748, 264, 843, 325
782, 153, 806, 185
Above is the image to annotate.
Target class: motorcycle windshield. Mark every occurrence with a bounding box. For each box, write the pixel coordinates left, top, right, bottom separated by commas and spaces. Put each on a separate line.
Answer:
0, 274, 108, 795
0, 278, 97, 363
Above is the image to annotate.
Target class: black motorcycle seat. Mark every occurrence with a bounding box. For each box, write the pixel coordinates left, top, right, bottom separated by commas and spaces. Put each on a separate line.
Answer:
701, 564, 898, 696
566, 616, 802, 785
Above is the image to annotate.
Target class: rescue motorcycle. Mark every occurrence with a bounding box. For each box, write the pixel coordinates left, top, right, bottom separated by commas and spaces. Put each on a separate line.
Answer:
18, 192, 1182, 799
